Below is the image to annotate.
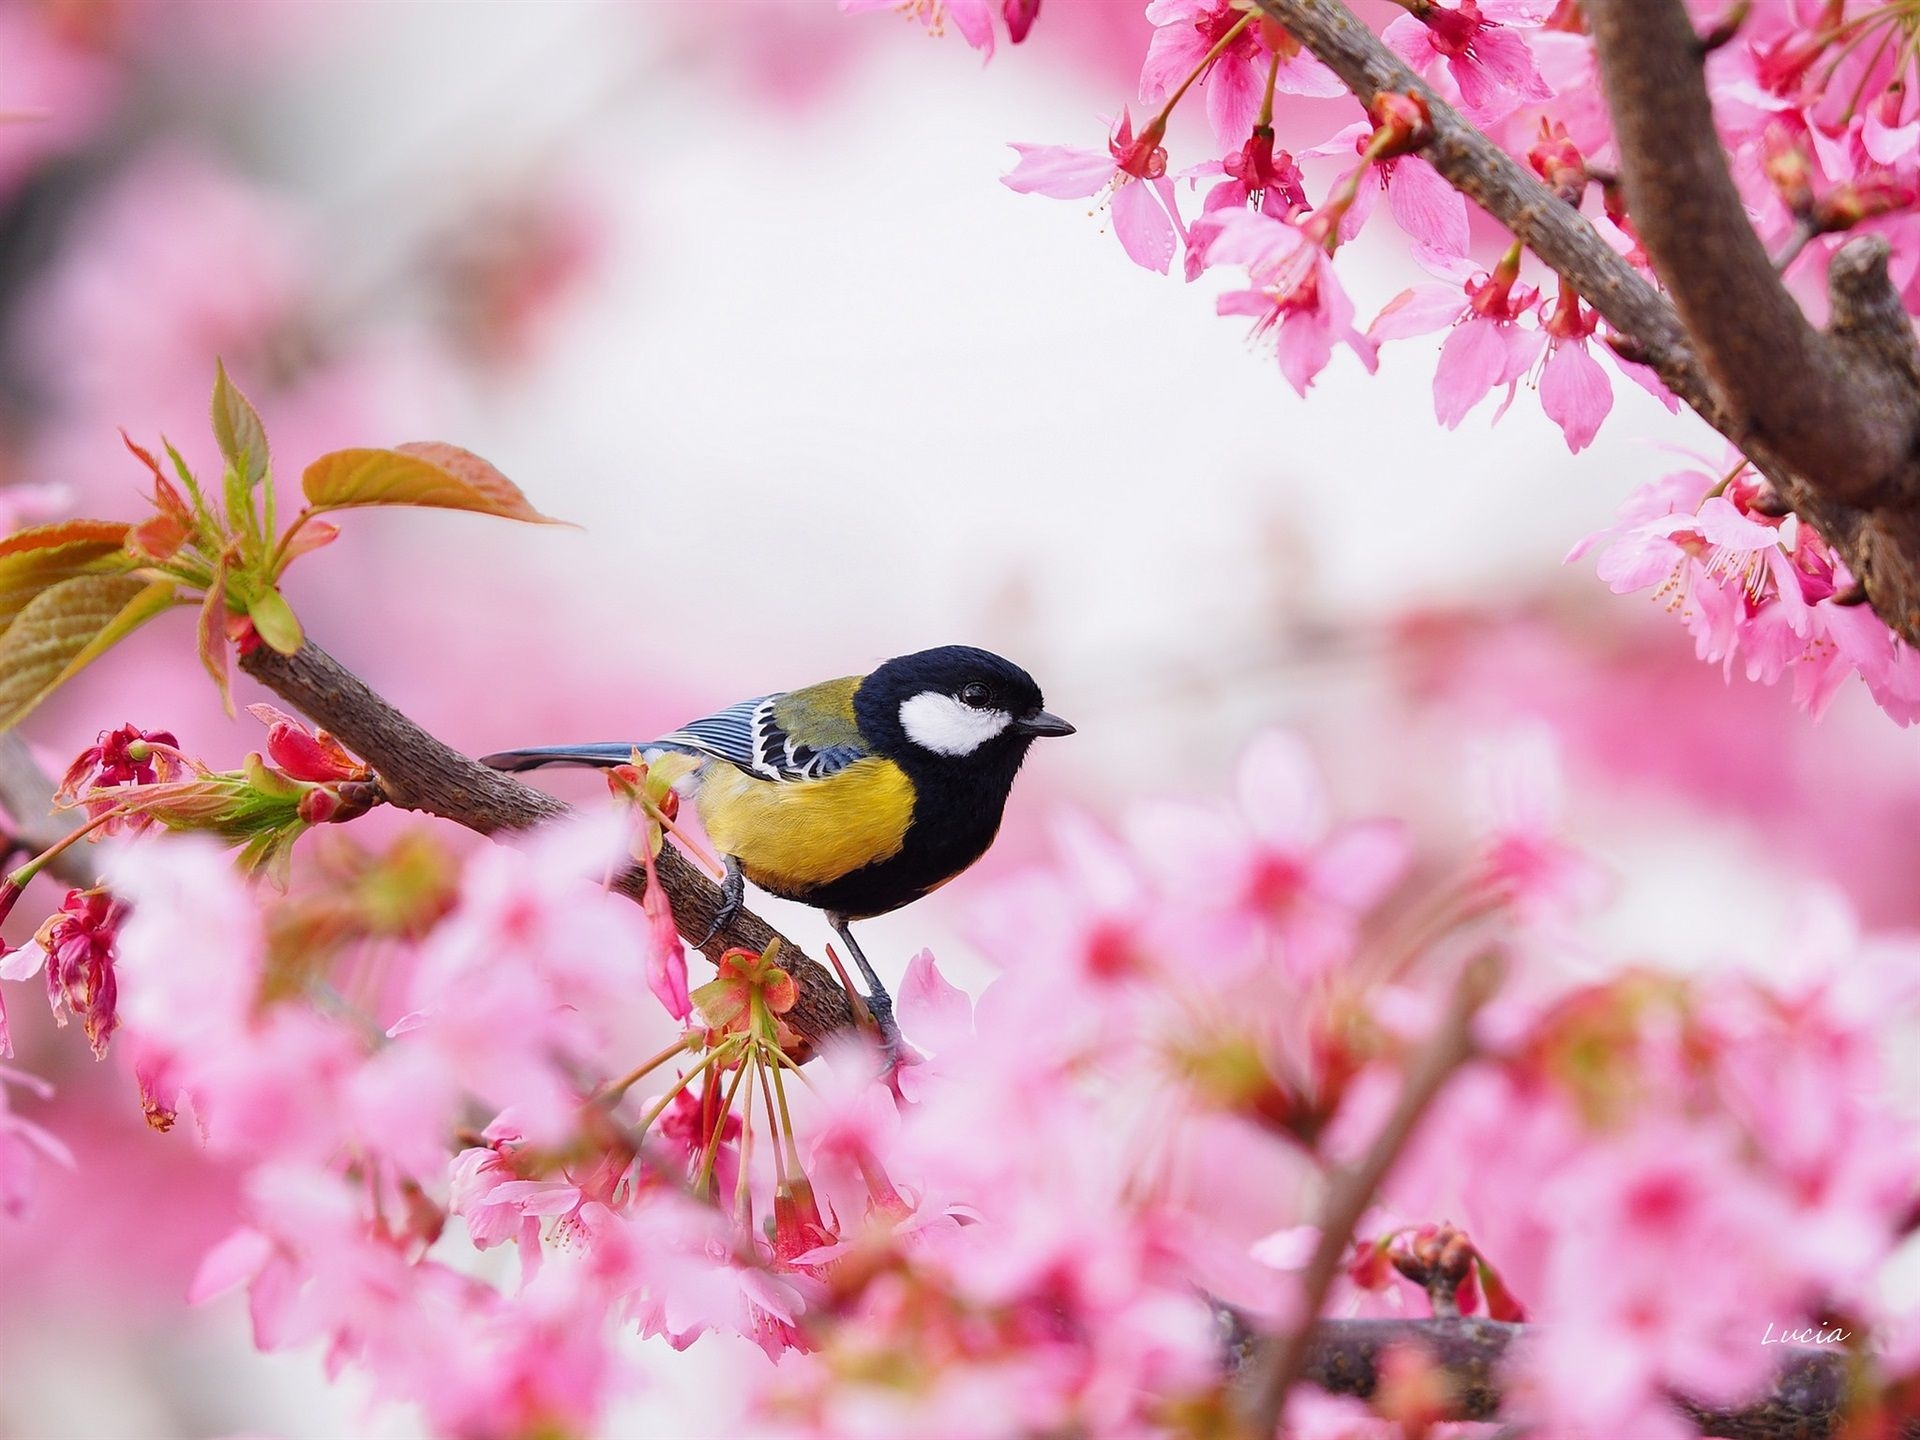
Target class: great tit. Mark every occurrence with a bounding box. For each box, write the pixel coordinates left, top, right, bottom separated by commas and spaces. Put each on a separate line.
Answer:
481, 645, 1074, 1030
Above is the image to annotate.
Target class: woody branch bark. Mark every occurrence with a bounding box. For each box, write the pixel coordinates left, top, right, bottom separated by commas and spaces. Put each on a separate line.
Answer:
236, 639, 857, 1049
1248, 0, 1920, 643
1242, 1315, 1896, 1439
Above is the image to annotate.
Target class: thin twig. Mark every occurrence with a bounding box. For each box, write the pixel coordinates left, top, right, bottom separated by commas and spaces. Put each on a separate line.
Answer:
1244, 951, 1503, 1435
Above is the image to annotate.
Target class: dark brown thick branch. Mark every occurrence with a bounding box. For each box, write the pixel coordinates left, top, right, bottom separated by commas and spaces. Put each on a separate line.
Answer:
238, 640, 856, 1049
1244, 952, 1501, 1434
1252, 0, 1920, 643
1585, 0, 1920, 507
1227, 1314, 1894, 1439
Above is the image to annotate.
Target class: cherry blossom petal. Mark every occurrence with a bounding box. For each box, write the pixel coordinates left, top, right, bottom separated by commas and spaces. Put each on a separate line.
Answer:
1539, 337, 1614, 452
1386, 157, 1470, 265
1002, 143, 1113, 199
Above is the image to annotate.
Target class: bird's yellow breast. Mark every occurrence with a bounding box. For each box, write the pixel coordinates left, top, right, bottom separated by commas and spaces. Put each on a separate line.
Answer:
693, 756, 914, 900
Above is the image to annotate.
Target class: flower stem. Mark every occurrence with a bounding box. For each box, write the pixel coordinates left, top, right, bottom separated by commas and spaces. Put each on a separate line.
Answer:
593, 1032, 697, 1107
628, 1039, 737, 1152
1153, 12, 1255, 128
1256, 51, 1282, 129
695, 1048, 755, 1199
4, 804, 131, 891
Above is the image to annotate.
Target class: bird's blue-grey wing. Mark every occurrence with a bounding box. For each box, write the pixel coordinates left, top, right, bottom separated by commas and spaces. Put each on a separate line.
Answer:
655, 681, 868, 782
652, 695, 775, 775
482, 678, 871, 780
654, 689, 865, 782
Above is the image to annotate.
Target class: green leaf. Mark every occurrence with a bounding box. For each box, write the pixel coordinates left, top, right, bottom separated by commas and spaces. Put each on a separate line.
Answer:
0, 520, 134, 633
0, 575, 178, 731
301, 443, 563, 523
246, 586, 303, 655
211, 359, 270, 490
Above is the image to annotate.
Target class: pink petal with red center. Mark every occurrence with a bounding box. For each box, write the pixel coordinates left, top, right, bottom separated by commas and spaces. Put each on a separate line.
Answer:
1384, 12, 1440, 68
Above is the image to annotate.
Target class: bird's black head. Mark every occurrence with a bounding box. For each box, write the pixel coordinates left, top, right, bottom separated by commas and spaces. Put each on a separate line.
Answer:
854, 645, 1074, 767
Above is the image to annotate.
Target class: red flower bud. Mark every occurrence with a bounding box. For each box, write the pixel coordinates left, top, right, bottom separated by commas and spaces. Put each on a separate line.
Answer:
1002, 0, 1039, 44
249, 704, 368, 784
1369, 92, 1434, 158
1109, 110, 1168, 181
1529, 119, 1588, 204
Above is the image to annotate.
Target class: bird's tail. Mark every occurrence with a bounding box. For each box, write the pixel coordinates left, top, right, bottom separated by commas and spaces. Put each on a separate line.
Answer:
480, 743, 646, 773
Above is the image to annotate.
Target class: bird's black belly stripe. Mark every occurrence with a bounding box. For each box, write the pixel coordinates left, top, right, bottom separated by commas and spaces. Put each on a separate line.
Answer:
784, 748, 1026, 919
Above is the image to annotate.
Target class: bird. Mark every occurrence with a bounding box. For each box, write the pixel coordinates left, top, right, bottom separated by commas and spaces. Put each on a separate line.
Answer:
480, 645, 1074, 1034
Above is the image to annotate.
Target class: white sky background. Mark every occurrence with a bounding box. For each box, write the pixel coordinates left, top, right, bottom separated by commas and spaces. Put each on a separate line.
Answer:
12, 2, 1897, 1435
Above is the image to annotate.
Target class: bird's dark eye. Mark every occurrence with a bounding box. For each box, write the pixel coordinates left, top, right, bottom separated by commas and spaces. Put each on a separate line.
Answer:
959, 682, 993, 709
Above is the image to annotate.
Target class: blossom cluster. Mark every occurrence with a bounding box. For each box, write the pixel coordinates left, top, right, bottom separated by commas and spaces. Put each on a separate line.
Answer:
847, 0, 1920, 723
4, 725, 1916, 1436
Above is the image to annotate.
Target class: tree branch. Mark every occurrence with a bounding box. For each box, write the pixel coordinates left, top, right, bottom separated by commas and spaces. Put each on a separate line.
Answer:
1225, 1313, 1898, 1439
1252, 0, 1920, 644
1243, 951, 1502, 1434
238, 639, 857, 1050
1584, 0, 1920, 505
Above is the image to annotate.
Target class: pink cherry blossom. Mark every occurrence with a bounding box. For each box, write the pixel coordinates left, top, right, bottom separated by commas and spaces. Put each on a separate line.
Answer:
1003, 111, 1187, 273
1303, 121, 1469, 270
1196, 208, 1378, 394
1131, 730, 1409, 980
1372, 258, 1545, 428
1384, 0, 1554, 127
1141, 1, 1340, 151
1536, 287, 1613, 453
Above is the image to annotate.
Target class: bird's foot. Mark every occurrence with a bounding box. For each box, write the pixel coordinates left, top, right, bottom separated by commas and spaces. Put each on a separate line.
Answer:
861, 988, 904, 1075
693, 858, 744, 948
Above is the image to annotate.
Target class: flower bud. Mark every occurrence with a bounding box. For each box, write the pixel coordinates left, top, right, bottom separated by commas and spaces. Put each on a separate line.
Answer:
1002, 0, 1039, 44
1529, 119, 1587, 204
1369, 92, 1434, 158
1109, 111, 1169, 181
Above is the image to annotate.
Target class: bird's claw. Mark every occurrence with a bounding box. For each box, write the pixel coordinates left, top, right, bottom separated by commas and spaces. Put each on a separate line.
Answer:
694, 858, 744, 948
693, 896, 738, 949
862, 988, 902, 1067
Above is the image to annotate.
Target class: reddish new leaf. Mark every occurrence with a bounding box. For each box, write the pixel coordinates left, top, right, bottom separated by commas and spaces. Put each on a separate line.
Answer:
300, 443, 561, 523
0, 520, 134, 633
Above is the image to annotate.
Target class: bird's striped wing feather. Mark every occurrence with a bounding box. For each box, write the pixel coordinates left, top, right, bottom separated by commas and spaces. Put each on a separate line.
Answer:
656, 693, 864, 782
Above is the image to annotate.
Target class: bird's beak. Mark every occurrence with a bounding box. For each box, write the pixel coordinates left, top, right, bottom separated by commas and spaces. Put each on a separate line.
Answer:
1013, 709, 1076, 737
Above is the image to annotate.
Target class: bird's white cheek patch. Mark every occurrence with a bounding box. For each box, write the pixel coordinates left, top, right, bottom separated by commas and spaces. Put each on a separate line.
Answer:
898, 692, 1011, 756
